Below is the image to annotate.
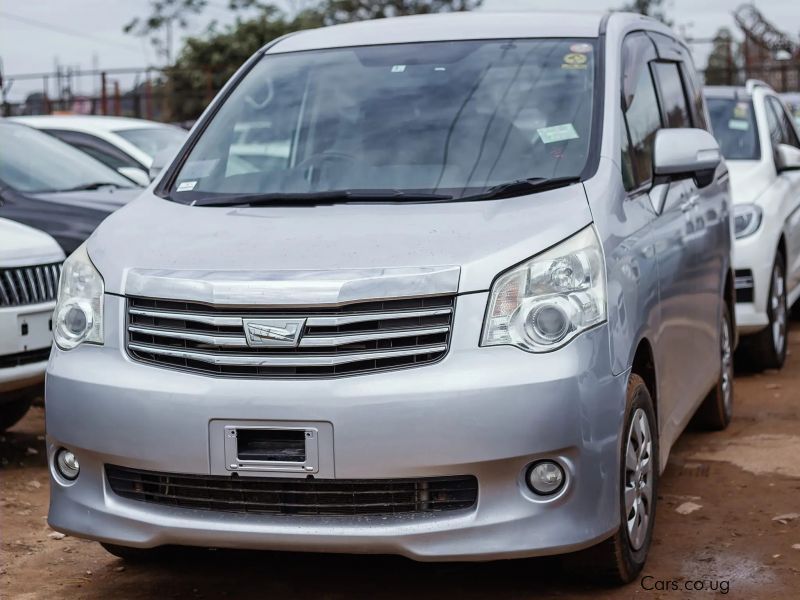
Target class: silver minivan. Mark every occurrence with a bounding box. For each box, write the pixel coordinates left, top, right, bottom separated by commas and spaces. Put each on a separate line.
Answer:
46, 11, 734, 584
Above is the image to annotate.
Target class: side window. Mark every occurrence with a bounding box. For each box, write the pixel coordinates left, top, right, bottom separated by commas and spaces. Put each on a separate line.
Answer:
621, 33, 662, 191
767, 97, 800, 149
652, 62, 691, 128
765, 99, 785, 148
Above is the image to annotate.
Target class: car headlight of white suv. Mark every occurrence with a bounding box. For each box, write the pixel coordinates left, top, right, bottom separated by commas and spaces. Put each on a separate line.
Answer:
54, 243, 104, 350
482, 226, 607, 352
733, 204, 763, 239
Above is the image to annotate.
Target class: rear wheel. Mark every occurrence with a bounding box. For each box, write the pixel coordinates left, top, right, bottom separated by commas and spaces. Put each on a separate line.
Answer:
564, 374, 658, 584
0, 392, 33, 431
693, 304, 734, 430
742, 254, 787, 371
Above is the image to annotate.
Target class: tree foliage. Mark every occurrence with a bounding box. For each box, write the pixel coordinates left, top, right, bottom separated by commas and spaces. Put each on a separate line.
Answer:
620, 0, 671, 25
133, 0, 483, 120
704, 27, 740, 86
124, 0, 209, 64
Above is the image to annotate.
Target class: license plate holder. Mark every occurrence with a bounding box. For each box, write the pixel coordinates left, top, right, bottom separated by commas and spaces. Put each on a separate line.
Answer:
223, 425, 319, 474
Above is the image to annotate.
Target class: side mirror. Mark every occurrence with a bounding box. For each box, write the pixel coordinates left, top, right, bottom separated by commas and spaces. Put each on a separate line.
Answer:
149, 148, 174, 182
776, 144, 800, 172
653, 128, 722, 188
117, 167, 150, 187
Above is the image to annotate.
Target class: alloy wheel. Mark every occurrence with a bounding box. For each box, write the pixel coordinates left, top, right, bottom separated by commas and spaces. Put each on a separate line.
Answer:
771, 263, 787, 356
624, 408, 653, 551
721, 314, 733, 416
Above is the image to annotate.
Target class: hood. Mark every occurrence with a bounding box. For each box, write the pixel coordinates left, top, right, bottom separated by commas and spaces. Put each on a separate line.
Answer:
28, 187, 142, 213
726, 160, 775, 206
89, 185, 593, 299
0, 217, 64, 267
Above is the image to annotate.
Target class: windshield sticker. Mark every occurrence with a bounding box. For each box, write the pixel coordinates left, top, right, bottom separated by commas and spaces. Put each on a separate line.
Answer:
537, 123, 579, 144
561, 53, 588, 70
570, 43, 593, 54
391, 65, 407, 73
728, 119, 750, 131
177, 181, 198, 192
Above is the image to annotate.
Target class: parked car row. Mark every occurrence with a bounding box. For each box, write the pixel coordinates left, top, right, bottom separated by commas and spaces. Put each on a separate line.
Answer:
1, 10, 799, 587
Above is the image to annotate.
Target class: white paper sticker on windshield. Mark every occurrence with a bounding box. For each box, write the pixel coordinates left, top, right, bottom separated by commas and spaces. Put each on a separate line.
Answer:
728, 119, 750, 131
391, 65, 406, 73
177, 181, 197, 192
537, 124, 579, 144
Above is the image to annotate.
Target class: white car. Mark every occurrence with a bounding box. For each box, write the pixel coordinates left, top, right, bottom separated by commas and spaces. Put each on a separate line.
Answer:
9, 115, 187, 187
706, 81, 800, 370
0, 217, 64, 430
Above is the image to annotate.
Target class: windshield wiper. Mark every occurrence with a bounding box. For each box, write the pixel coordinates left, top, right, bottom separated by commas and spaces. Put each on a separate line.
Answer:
61, 182, 128, 191
187, 189, 454, 207
461, 176, 582, 201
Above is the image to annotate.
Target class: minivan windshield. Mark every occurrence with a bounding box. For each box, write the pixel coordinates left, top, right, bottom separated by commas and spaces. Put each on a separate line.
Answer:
706, 97, 761, 160
169, 39, 597, 204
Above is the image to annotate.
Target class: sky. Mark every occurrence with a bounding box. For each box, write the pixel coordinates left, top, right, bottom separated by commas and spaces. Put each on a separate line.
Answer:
1, 0, 799, 102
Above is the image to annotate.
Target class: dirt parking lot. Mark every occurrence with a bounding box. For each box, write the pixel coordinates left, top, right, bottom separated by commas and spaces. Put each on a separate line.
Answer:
2, 334, 800, 599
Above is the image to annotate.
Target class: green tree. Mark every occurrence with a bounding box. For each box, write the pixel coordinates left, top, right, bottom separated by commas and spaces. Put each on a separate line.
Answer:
620, 0, 671, 25
124, 0, 208, 65
704, 27, 739, 86
319, 0, 481, 24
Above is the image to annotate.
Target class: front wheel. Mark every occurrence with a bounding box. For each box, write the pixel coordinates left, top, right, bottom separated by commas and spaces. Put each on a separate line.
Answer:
741, 254, 787, 371
564, 374, 658, 584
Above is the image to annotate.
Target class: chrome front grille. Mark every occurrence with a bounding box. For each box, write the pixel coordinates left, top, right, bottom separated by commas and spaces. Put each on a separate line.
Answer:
0, 263, 61, 307
126, 295, 454, 378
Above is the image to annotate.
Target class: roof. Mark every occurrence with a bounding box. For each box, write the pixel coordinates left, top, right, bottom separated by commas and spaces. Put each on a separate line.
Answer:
9, 115, 174, 132
704, 86, 750, 99
267, 12, 613, 54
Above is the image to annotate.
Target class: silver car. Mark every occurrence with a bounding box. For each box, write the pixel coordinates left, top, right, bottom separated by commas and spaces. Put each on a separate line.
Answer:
46, 11, 734, 584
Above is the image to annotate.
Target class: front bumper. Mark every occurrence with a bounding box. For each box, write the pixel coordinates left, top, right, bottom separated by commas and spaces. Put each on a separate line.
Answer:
733, 231, 773, 334
1, 300, 55, 394
46, 293, 627, 561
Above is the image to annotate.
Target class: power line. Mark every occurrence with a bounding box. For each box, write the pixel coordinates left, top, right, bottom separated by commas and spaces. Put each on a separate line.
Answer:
0, 10, 145, 54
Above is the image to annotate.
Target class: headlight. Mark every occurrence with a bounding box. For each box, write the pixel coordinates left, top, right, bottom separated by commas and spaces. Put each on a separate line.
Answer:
53, 243, 104, 350
482, 226, 606, 352
734, 204, 762, 239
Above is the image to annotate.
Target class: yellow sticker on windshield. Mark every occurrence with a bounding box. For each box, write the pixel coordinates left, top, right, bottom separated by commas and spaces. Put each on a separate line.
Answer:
562, 53, 588, 69
733, 102, 749, 119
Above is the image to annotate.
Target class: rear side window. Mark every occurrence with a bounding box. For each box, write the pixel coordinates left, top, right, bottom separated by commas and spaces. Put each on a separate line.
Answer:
621, 33, 661, 190
651, 62, 691, 128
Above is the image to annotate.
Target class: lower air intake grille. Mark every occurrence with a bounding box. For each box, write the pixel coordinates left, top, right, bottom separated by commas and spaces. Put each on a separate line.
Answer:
106, 465, 478, 517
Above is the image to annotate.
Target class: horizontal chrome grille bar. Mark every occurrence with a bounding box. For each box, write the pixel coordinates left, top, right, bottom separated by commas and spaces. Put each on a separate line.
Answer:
128, 342, 448, 367
126, 295, 454, 377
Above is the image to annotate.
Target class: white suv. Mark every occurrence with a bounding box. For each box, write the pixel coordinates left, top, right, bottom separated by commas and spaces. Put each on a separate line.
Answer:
0, 218, 64, 429
706, 81, 800, 370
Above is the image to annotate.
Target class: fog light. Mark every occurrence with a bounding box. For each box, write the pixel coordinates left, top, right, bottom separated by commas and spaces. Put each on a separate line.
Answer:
526, 460, 565, 495
55, 448, 80, 480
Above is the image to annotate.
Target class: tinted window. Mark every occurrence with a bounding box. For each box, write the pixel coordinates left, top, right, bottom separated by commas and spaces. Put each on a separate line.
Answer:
652, 62, 691, 128
171, 39, 598, 201
706, 98, 760, 160
621, 34, 661, 189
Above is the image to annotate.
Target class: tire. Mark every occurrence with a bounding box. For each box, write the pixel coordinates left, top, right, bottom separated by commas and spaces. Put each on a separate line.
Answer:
693, 303, 734, 430
741, 253, 788, 371
564, 374, 658, 584
0, 392, 33, 431
100, 542, 169, 563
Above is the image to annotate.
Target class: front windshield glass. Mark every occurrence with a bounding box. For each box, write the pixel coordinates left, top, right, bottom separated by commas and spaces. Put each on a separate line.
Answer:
706, 97, 761, 160
170, 39, 597, 202
115, 127, 187, 159
0, 122, 135, 193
